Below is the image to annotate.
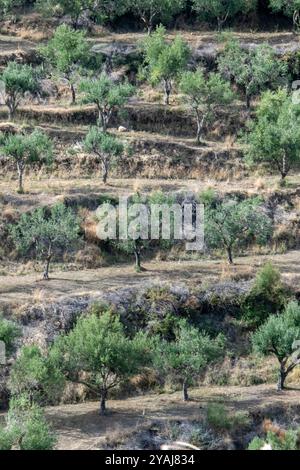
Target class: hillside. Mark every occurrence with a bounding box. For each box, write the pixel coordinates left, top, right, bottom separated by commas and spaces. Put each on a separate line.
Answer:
1, 1, 300, 454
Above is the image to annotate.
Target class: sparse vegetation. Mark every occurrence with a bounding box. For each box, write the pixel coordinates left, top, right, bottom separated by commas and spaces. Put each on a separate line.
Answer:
1, 1, 300, 453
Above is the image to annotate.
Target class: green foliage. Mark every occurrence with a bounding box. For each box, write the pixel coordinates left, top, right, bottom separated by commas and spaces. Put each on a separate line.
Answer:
252, 301, 300, 389
128, 0, 185, 33
192, 0, 257, 30
142, 25, 190, 104
154, 320, 225, 400
269, 0, 300, 30
248, 429, 298, 450
40, 24, 91, 103
206, 403, 251, 431
0, 395, 57, 450
246, 88, 300, 181
79, 74, 135, 130
0, 313, 21, 356
109, 191, 176, 271
37, 0, 128, 27
51, 311, 152, 413
218, 39, 288, 107
9, 345, 64, 404
179, 68, 235, 143
83, 127, 124, 183
10, 203, 80, 279
242, 262, 289, 327
1, 61, 41, 119
205, 198, 273, 264
1, 130, 52, 193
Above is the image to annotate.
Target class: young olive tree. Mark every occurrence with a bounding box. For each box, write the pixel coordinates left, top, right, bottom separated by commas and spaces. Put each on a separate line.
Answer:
108, 192, 176, 272
142, 25, 190, 105
192, 0, 257, 31
0, 62, 41, 120
40, 24, 91, 104
205, 198, 272, 264
252, 301, 300, 391
154, 320, 225, 401
128, 0, 184, 34
83, 127, 124, 184
218, 39, 288, 108
1, 130, 52, 194
179, 69, 235, 144
52, 311, 152, 415
269, 0, 300, 32
0, 394, 57, 451
79, 74, 135, 131
246, 88, 300, 182
10, 204, 80, 280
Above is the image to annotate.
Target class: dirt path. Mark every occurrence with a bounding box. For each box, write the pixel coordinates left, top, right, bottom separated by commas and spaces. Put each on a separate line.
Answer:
45, 384, 300, 450
1, 250, 300, 307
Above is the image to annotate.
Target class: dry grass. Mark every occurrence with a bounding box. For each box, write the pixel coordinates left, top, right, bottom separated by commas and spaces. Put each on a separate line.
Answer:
39, 383, 300, 450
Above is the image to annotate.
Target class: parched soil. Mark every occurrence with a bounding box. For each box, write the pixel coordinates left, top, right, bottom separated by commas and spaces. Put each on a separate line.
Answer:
1, 250, 300, 308
44, 384, 300, 450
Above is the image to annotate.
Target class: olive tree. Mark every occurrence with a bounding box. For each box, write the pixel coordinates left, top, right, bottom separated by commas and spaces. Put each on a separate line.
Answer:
52, 311, 152, 415
192, 0, 257, 30
205, 197, 272, 264
107, 192, 176, 272
246, 88, 300, 182
40, 24, 91, 104
128, 0, 185, 34
83, 127, 124, 184
10, 204, 80, 280
218, 39, 288, 108
142, 25, 190, 105
154, 320, 225, 401
1, 130, 52, 193
79, 74, 135, 131
0, 62, 41, 120
269, 0, 300, 31
252, 301, 300, 391
179, 69, 235, 144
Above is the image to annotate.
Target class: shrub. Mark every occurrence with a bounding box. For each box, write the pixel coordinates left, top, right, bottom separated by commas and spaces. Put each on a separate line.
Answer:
0, 314, 21, 356
0, 395, 56, 450
248, 430, 298, 450
242, 262, 289, 327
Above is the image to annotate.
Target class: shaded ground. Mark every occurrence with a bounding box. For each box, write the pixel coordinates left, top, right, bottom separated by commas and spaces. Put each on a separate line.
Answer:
1, 250, 300, 307
44, 384, 300, 450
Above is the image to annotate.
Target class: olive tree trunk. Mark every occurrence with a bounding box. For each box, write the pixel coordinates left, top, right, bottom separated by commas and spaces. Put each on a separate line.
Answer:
43, 243, 52, 280
70, 83, 76, 105
183, 380, 189, 402
101, 159, 109, 184
196, 111, 206, 144
227, 246, 234, 265
277, 363, 287, 391
163, 79, 172, 106
16, 160, 25, 194
100, 388, 107, 415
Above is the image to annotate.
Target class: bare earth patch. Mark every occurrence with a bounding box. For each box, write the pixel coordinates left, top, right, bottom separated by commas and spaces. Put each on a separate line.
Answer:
44, 384, 300, 450
1, 250, 300, 308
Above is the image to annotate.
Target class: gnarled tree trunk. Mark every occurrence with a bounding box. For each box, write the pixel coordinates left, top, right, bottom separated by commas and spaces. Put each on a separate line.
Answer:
163, 79, 172, 106
183, 380, 189, 402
